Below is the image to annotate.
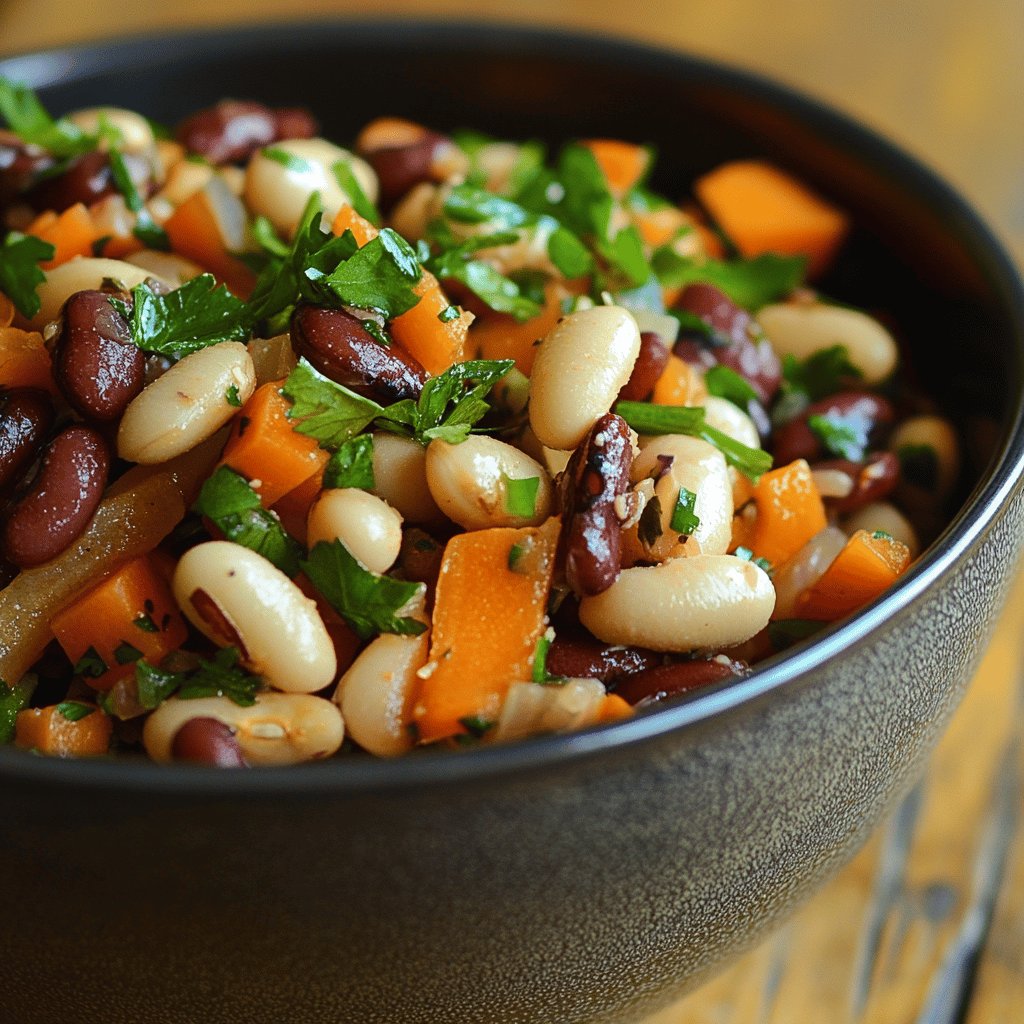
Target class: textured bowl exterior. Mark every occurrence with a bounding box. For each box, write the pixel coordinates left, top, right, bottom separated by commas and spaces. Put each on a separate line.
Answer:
1, 22, 1023, 1024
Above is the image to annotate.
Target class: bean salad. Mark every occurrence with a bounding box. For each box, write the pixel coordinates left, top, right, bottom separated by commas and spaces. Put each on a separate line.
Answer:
0, 87, 958, 765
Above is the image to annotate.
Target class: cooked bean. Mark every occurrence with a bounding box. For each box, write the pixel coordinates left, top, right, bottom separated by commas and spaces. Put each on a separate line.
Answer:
173, 541, 337, 693
24, 150, 116, 212
0, 130, 54, 206
32, 258, 161, 329
66, 106, 155, 155
674, 283, 781, 403
0, 387, 54, 494
772, 525, 848, 619
614, 656, 748, 706
291, 304, 426, 402
355, 117, 464, 206
2, 425, 110, 568
125, 249, 205, 286
387, 182, 441, 243
889, 415, 960, 499
529, 305, 641, 451
273, 107, 319, 142
701, 395, 760, 449
813, 451, 899, 513
558, 413, 633, 596
171, 717, 248, 767
307, 488, 403, 573
630, 435, 733, 558
578, 554, 775, 652
545, 631, 662, 683
426, 435, 552, 530
370, 431, 445, 524
244, 137, 378, 235
117, 342, 255, 464
772, 390, 895, 466
335, 630, 429, 756
618, 330, 670, 402
144, 692, 344, 765
842, 501, 920, 557
52, 290, 145, 422
176, 100, 282, 165
757, 301, 898, 385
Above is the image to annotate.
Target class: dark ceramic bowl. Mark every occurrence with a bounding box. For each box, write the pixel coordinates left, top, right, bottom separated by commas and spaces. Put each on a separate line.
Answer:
1, 20, 1022, 1024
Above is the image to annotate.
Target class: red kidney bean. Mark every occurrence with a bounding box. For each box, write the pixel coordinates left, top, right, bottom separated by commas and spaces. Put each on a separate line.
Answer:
357, 119, 453, 207
52, 290, 145, 422
0, 130, 55, 206
0, 387, 54, 495
291, 304, 427, 402
773, 390, 896, 466
618, 331, 669, 402
814, 451, 900, 513
2, 425, 110, 568
546, 631, 662, 683
176, 100, 317, 165
558, 413, 633, 597
614, 657, 748, 707
24, 150, 115, 212
674, 283, 781, 403
171, 717, 248, 767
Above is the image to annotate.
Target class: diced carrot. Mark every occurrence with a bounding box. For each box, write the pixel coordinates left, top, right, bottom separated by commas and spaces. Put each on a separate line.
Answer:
330, 204, 379, 247
472, 278, 567, 375
652, 354, 703, 407
413, 518, 560, 743
796, 529, 911, 621
694, 160, 848, 278
581, 139, 650, 199
0, 327, 58, 394
739, 459, 827, 568
25, 203, 107, 269
163, 179, 255, 297
15, 704, 112, 757
50, 554, 189, 691
389, 269, 470, 375
219, 381, 328, 507
595, 693, 634, 724
272, 468, 325, 545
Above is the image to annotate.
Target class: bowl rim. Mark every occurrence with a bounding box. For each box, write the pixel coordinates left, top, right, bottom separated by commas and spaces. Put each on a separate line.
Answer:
1, 17, 1023, 795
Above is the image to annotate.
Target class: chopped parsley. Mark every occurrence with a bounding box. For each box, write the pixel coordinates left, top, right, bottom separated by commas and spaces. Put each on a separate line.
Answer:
781, 345, 862, 402
0, 231, 54, 318
704, 365, 758, 408
317, 228, 422, 318
651, 251, 805, 309
55, 701, 96, 722
457, 715, 495, 739
133, 613, 159, 634
332, 159, 382, 227
508, 542, 525, 570
323, 434, 375, 490
670, 488, 700, 535
114, 641, 144, 666
135, 647, 261, 709
734, 546, 773, 574
503, 475, 540, 518
300, 539, 426, 641
531, 631, 567, 685
225, 385, 242, 407
107, 147, 170, 250
0, 77, 97, 157
262, 147, 312, 172
73, 646, 108, 680
280, 359, 385, 450
437, 304, 461, 323
193, 466, 302, 577
808, 412, 869, 462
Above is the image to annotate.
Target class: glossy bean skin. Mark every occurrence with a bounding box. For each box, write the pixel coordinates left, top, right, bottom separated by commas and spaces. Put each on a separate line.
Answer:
355, 117, 459, 207
545, 631, 662, 684
674, 283, 781, 403
558, 413, 633, 597
773, 390, 895, 466
171, 717, 248, 767
307, 488, 404, 574
813, 451, 900, 513
24, 149, 149, 214
614, 657, 748, 707
0, 130, 54, 206
0, 388, 54, 494
32, 258, 161, 330
291, 304, 426, 402
2, 425, 110, 568
618, 330, 670, 402
52, 290, 145, 422
176, 100, 318, 165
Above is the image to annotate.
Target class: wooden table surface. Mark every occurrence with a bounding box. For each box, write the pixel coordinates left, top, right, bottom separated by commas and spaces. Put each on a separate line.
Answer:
3, 2, 1022, 1022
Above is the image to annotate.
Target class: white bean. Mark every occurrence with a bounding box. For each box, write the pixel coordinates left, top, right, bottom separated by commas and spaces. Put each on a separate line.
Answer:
157, 158, 215, 206
307, 489, 403, 573
117, 343, 254, 464
529, 305, 641, 450
370, 431, 446, 524
66, 106, 155, 155
143, 692, 344, 766
32, 258, 164, 329
173, 541, 337, 694
425, 435, 552, 530
125, 249, 205, 286
843, 501, 920, 557
701, 396, 760, 450
630, 435, 733, 557
888, 415, 960, 498
388, 182, 441, 242
335, 630, 429, 756
757, 302, 898, 385
579, 554, 775, 652
244, 138, 378, 236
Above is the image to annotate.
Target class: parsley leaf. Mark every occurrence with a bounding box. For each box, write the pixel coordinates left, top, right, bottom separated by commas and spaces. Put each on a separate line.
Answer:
504, 475, 540, 518
73, 646, 109, 679
135, 647, 261, 709
0, 675, 36, 743
781, 345, 862, 402
531, 630, 567, 685
0, 78, 96, 157
670, 487, 700, 535
651, 251, 805, 309
193, 466, 302, 576
808, 412, 868, 461
107, 148, 170, 250
323, 435, 375, 490
457, 715, 496, 739
300, 539, 426, 640
0, 232, 54, 318
428, 246, 541, 321
705, 365, 758, 408
317, 228, 422, 318
115, 275, 249, 356
56, 701, 96, 722
114, 641, 144, 665
280, 359, 384, 450
332, 159, 382, 227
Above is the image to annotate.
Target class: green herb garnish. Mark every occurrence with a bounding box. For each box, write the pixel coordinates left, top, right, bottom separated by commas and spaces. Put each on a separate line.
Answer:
323, 434, 375, 490
670, 487, 700, 535
0, 232, 54, 318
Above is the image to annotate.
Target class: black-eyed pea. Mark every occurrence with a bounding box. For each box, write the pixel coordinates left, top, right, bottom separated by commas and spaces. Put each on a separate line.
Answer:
334, 629, 429, 756
757, 302, 898, 385
630, 435, 733, 557
771, 525, 848, 619
307, 489, 403, 573
32, 258, 165, 329
425, 435, 552, 530
529, 305, 641, 450
143, 692, 344, 765
370, 431, 445, 525
578, 554, 775, 652
173, 540, 337, 693
842, 501, 920, 557
889, 415, 960, 501
244, 138, 378, 236
117, 342, 255, 464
